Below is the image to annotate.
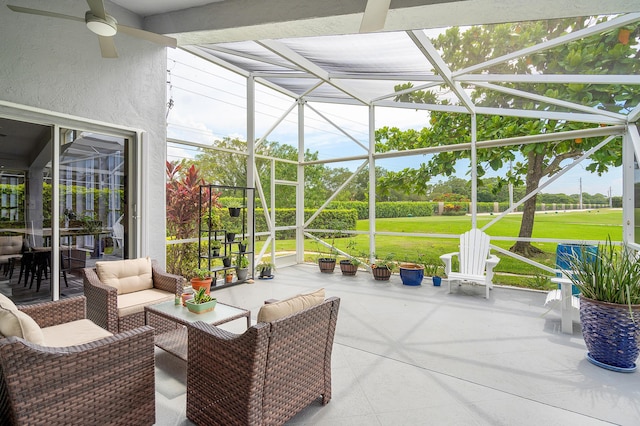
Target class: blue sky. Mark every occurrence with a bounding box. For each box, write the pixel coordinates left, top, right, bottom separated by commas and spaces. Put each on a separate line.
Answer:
167, 49, 622, 198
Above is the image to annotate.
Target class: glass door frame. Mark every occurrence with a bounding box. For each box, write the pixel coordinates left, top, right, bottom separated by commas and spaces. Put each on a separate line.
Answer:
0, 101, 142, 301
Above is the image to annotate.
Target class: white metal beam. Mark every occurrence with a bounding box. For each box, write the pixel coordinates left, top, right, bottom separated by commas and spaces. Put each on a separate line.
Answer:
306, 103, 368, 151
255, 99, 298, 148
258, 39, 372, 105
473, 81, 627, 122
475, 106, 625, 125
453, 13, 640, 77
461, 74, 640, 85
303, 160, 369, 228
408, 30, 476, 113
628, 104, 640, 123
481, 135, 618, 231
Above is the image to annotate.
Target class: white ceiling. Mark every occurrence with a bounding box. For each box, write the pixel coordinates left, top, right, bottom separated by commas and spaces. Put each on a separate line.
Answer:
106, 0, 640, 46
110, 0, 223, 17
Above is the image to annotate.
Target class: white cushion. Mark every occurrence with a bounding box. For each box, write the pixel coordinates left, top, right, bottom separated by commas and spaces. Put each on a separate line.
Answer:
117, 288, 175, 318
0, 306, 45, 345
0, 293, 17, 311
41, 319, 113, 347
257, 288, 325, 323
96, 257, 153, 295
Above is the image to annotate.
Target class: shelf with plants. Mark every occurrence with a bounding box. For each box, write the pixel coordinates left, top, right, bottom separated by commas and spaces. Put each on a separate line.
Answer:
198, 184, 255, 290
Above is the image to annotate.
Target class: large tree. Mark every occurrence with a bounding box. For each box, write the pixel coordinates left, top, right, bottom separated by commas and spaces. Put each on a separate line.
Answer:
376, 17, 640, 256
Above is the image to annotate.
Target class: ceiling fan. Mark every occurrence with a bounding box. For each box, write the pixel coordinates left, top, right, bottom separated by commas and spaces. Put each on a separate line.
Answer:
359, 0, 391, 33
7, 0, 177, 58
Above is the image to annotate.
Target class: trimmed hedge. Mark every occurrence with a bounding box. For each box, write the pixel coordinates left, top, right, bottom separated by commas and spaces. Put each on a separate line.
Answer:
327, 201, 435, 220
256, 208, 357, 239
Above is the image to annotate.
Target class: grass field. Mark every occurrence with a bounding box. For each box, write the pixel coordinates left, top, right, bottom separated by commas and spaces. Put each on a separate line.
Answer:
269, 209, 623, 290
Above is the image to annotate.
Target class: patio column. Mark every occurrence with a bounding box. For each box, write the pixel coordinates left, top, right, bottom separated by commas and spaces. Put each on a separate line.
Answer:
296, 99, 305, 264
471, 113, 477, 228
622, 124, 637, 245
247, 76, 257, 270
368, 105, 376, 264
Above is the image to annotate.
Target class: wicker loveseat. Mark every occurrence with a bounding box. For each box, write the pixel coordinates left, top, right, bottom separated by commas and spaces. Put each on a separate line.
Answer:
0, 295, 155, 425
186, 289, 340, 425
83, 257, 184, 334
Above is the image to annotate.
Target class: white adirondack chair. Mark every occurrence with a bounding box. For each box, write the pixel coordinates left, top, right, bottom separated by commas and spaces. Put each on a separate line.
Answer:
112, 215, 124, 252
440, 229, 500, 299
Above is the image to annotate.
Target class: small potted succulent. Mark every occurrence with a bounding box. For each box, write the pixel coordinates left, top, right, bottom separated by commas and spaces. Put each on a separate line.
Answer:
225, 270, 234, 284
238, 238, 248, 253
185, 287, 217, 314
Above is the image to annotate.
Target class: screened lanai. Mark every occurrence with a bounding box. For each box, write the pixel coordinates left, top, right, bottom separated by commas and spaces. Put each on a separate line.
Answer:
167, 12, 640, 279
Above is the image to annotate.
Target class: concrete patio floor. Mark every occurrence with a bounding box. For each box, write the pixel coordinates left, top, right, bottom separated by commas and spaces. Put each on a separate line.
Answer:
154, 264, 640, 425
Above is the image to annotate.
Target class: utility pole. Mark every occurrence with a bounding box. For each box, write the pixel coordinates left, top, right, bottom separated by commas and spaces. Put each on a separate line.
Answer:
579, 177, 583, 209
609, 186, 612, 208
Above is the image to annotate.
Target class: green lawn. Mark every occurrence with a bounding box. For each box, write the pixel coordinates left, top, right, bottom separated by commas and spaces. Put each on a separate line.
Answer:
269, 209, 623, 290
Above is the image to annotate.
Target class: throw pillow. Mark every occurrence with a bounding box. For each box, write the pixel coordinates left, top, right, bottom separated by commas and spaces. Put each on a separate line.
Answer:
96, 257, 153, 295
0, 306, 45, 345
257, 288, 325, 323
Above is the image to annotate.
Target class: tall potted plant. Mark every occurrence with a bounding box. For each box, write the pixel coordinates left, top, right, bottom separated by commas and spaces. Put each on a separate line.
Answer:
236, 254, 250, 281
566, 238, 640, 372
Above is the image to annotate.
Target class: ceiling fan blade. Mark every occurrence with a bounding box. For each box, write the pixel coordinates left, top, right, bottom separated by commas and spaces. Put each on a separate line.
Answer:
117, 25, 177, 48
7, 5, 84, 23
86, 0, 107, 19
359, 0, 391, 33
98, 36, 118, 58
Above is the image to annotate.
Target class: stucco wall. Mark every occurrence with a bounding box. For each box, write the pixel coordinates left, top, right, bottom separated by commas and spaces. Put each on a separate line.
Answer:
0, 0, 167, 265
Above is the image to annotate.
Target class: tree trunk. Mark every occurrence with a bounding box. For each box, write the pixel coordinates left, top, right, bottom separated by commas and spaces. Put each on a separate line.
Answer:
510, 151, 545, 257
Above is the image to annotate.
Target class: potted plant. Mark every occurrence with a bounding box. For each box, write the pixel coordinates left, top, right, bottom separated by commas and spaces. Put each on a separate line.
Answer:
424, 263, 444, 286
339, 239, 361, 276
226, 199, 242, 217
371, 253, 396, 281
225, 270, 234, 283
226, 227, 239, 243
236, 254, 250, 281
566, 238, 640, 372
222, 256, 232, 267
257, 261, 275, 278
190, 268, 212, 295
238, 238, 248, 253
210, 240, 222, 257
185, 287, 217, 314
399, 260, 425, 286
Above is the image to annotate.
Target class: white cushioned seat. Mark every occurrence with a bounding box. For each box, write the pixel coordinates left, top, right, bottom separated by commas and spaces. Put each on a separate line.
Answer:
41, 319, 113, 347
117, 288, 175, 318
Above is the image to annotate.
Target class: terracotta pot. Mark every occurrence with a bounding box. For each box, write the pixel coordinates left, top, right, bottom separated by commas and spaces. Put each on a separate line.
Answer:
190, 277, 212, 295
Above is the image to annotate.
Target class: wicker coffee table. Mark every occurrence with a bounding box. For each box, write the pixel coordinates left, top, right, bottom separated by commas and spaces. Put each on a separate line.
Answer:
145, 300, 251, 361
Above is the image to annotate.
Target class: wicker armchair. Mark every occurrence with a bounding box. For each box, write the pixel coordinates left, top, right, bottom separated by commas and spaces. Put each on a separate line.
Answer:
0, 296, 155, 425
83, 258, 184, 334
186, 296, 340, 425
